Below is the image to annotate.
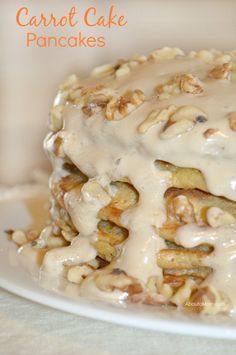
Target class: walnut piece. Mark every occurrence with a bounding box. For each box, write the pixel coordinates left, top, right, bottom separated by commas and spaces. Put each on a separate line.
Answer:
179, 74, 204, 94
91, 63, 115, 78
209, 63, 232, 80
203, 128, 219, 139
137, 105, 176, 134
160, 105, 207, 139
95, 271, 142, 295
105, 89, 145, 121
150, 47, 184, 61
155, 74, 203, 100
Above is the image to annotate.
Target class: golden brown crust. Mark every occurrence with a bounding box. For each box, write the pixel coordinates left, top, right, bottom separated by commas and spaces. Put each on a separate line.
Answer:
157, 249, 208, 269
156, 160, 208, 192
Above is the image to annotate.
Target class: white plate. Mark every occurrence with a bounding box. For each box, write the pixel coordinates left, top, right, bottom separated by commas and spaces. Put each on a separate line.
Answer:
1, 189, 236, 339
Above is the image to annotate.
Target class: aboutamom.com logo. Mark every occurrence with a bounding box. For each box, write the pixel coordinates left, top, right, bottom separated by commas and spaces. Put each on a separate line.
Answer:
185, 301, 225, 308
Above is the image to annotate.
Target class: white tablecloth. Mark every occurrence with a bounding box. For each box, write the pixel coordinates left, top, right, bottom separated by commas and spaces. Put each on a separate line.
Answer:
1, 288, 236, 355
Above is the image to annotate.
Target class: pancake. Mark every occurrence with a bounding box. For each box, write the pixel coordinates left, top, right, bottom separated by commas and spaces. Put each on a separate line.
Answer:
9, 48, 236, 315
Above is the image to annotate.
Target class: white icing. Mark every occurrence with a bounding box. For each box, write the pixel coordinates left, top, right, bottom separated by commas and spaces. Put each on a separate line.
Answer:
64, 181, 111, 235
42, 236, 97, 276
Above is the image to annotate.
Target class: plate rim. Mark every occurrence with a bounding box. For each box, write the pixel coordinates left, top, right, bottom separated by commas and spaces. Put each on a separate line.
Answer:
1, 275, 236, 340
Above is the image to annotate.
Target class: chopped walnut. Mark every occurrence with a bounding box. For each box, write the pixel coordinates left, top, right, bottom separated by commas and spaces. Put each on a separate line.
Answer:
55, 218, 77, 239
95, 271, 142, 295
69, 85, 117, 117
195, 50, 215, 63
26, 230, 39, 241
155, 76, 181, 99
105, 89, 145, 121
215, 54, 232, 65
82, 95, 110, 116
137, 105, 176, 134
160, 105, 207, 139
171, 279, 196, 306
115, 63, 131, 78
160, 119, 194, 139
147, 276, 173, 299
90, 57, 144, 79
8, 229, 40, 246
170, 105, 207, 123
91, 63, 115, 78
209, 63, 232, 80
67, 264, 94, 284
155, 74, 203, 100
179, 74, 203, 94
129, 54, 147, 64
185, 286, 231, 315
53, 136, 65, 158
203, 128, 219, 138
11, 230, 28, 246
150, 47, 184, 61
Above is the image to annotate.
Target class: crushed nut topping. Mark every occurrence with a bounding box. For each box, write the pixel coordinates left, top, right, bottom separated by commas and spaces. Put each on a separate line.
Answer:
129, 54, 147, 64
138, 105, 176, 134
91, 63, 115, 78
194, 50, 215, 63
203, 128, 219, 138
69, 85, 117, 117
185, 286, 231, 315
160, 119, 194, 139
179, 74, 204, 94
11, 230, 28, 246
147, 276, 173, 299
155, 76, 181, 99
115, 63, 131, 78
53, 136, 65, 158
209, 63, 232, 80
150, 47, 184, 61
156, 74, 203, 100
160, 105, 207, 139
214, 54, 232, 65
67, 264, 94, 284
170, 105, 207, 123
95, 271, 142, 295
171, 279, 196, 306
105, 89, 145, 120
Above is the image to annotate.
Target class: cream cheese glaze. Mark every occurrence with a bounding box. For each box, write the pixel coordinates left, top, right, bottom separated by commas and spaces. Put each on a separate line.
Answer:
175, 223, 236, 311
40, 48, 236, 310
